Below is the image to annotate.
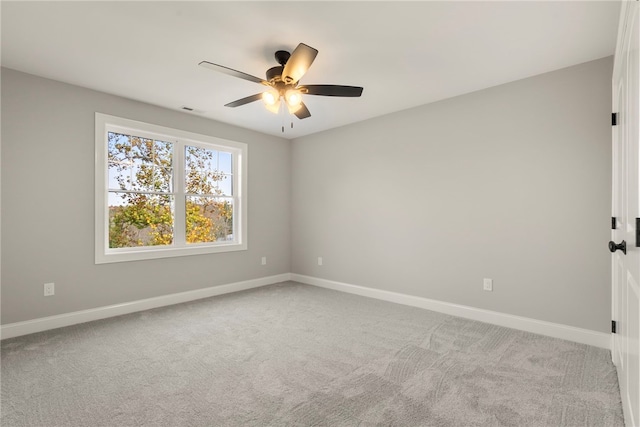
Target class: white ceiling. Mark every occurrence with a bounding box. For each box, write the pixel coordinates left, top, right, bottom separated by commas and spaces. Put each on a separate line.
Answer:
1, 1, 621, 140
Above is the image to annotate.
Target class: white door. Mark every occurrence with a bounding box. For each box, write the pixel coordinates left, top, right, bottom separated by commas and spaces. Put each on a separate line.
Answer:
612, 2, 640, 426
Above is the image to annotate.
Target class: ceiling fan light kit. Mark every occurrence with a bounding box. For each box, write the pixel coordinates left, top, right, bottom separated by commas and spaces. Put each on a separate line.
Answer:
285, 89, 302, 108
262, 90, 279, 106
199, 42, 364, 123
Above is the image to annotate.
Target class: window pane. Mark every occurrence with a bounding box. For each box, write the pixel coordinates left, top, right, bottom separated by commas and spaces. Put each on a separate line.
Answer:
185, 196, 233, 244
108, 161, 130, 190
129, 145, 159, 192
218, 174, 232, 196
129, 136, 153, 162
108, 192, 174, 248
218, 151, 232, 174
108, 191, 127, 207
186, 145, 218, 169
154, 140, 173, 192
107, 132, 129, 162
153, 141, 173, 192
185, 145, 226, 195
131, 159, 150, 191
108, 132, 173, 193
155, 168, 173, 192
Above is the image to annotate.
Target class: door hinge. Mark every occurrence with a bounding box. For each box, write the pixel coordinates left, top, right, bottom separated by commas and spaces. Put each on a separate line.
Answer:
612, 217, 617, 229
612, 320, 617, 334
637, 218, 640, 247
612, 113, 618, 126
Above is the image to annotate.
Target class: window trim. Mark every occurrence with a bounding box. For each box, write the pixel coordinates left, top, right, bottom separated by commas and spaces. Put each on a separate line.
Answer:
95, 113, 247, 264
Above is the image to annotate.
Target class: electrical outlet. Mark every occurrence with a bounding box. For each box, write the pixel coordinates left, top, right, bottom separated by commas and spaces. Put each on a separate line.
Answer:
261, 256, 267, 265
483, 278, 493, 292
318, 257, 323, 266
44, 282, 55, 296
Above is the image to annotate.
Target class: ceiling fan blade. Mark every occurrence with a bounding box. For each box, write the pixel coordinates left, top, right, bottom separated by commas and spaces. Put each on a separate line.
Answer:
282, 43, 318, 84
224, 93, 263, 108
199, 61, 268, 85
303, 85, 363, 97
294, 102, 311, 119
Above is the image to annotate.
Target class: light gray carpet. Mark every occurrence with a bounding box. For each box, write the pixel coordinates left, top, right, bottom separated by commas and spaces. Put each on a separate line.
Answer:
1, 281, 624, 426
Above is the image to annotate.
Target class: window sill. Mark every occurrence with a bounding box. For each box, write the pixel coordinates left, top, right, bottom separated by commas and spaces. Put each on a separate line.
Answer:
95, 242, 247, 264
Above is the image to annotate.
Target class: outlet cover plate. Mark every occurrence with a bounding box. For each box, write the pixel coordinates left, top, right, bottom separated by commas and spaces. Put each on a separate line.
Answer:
44, 282, 55, 296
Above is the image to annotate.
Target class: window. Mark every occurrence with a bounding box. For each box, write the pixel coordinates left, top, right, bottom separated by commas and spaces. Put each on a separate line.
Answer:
95, 113, 247, 263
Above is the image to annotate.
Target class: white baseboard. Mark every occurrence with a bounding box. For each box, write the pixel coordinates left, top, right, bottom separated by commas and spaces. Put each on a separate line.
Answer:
1, 273, 292, 340
2, 272, 611, 349
290, 274, 610, 349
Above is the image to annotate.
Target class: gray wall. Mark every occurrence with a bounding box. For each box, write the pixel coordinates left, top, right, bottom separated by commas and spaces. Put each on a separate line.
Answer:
291, 57, 613, 333
2, 57, 614, 333
1, 68, 291, 324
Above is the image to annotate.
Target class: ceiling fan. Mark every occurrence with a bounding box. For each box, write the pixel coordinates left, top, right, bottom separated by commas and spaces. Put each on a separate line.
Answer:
199, 43, 363, 120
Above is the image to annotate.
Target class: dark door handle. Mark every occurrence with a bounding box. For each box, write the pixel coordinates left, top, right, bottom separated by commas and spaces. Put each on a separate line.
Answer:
609, 240, 627, 254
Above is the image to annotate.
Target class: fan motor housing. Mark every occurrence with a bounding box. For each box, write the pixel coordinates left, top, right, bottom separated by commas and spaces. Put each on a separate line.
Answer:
274, 50, 291, 66
266, 66, 284, 83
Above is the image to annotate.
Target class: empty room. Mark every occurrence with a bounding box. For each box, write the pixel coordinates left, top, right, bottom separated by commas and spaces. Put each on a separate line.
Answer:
1, 1, 638, 426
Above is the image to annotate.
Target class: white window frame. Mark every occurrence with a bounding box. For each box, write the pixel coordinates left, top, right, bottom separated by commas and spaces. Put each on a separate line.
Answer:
95, 113, 247, 264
